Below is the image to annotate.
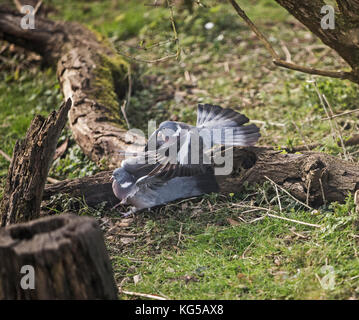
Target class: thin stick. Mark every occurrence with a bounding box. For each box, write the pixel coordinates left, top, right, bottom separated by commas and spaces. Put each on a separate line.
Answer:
323, 94, 349, 160
273, 59, 353, 81
275, 184, 282, 213
306, 179, 311, 206
177, 223, 183, 246
281, 41, 292, 63
121, 100, 131, 130
251, 119, 286, 127
234, 204, 321, 228
241, 239, 255, 258
13, 0, 22, 12
120, 64, 133, 130
120, 289, 168, 300
266, 213, 321, 228
322, 108, 359, 121
0, 149, 11, 162
292, 121, 311, 151
318, 177, 327, 205
312, 81, 336, 136
313, 80, 348, 160
13, 0, 42, 15
228, 0, 354, 81
167, 0, 181, 60
264, 176, 314, 210
33, 0, 43, 15
117, 51, 177, 64
228, 0, 279, 60
46, 177, 61, 184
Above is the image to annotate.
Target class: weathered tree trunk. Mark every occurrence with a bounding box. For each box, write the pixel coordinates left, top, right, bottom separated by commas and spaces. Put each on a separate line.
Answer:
0, 99, 71, 227
275, 0, 359, 82
0, 6, 142, 168
0, 214, 118, 299
43, 147, 359, 208
43, 171, 118, 208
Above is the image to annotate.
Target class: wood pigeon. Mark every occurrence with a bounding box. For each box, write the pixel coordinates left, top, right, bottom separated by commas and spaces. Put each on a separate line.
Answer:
112, 104, 260, 216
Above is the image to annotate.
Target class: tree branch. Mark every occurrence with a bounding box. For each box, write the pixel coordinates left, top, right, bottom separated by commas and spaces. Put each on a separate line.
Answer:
228, 0, 358, 83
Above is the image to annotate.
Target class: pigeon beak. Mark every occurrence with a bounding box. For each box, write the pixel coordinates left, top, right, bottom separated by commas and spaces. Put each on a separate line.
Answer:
110, 175, 114, 181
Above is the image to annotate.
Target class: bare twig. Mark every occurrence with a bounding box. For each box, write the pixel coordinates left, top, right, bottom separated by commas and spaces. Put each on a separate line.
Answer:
275, 184, 282, 213
266, 213, 321, 228
312, 80, 349, 160
228, 0, 279, 60
292, 121, 311, 151
318, 177, 327, 205
228, 0, 354, 81
241, 239, 255, 258
167, 0, 181, 60
264, 176, 314, 210
0, 149, 11, 162
46, 177, 61, 184
323, 94, 349, 160
322, 108, 359, 121
117, 51, 177, 64
120, 289, 168, 300
306, 179, 311, 206
120, 65, 132, 130
251, 119, 286, 127
280, 41, 292, 63
355, 190, 359, 214
13, 0, 23, 12
13, 0, 42, 14
116, 0, 180, 64
177, 223, 183, 246
234, 204, 321, 228
33, 0, 43, 15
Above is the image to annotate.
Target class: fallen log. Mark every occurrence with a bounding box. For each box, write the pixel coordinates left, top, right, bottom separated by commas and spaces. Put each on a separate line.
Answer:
0, 214, 118, 299
43, 147, 359, 208
0, 98, 72, 227
0, 6, 142, 168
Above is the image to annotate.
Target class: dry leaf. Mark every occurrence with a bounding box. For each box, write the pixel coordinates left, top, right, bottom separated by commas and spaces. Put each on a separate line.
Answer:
227, 218, 241, 226
133, 274, 142, 285
120, 237, 134, 244
53, 138, 68, 160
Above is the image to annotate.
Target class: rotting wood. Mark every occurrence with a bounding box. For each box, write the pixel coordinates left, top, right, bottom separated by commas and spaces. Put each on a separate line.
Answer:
0, 214, 118, 299
0, 6, 143, 168
0, 98, 72, 226
43, 147, 359, 209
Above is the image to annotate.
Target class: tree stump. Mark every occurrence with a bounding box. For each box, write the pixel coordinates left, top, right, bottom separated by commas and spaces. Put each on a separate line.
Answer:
0, 98, 72, 227
0, 214, 118, 300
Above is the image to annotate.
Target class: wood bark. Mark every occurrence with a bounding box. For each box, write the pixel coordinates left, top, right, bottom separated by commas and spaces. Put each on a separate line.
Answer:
0, 214, 118, 299
0, 98, 72, 227
275, 0, 359, 82
0, 6, 142, 168
43, 147, 359, 208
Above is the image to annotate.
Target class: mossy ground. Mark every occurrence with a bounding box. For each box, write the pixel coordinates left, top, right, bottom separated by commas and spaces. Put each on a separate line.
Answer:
1, 0, 359, 299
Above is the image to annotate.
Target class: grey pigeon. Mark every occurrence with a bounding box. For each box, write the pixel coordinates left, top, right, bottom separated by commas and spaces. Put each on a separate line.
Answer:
112, 104, 260, 216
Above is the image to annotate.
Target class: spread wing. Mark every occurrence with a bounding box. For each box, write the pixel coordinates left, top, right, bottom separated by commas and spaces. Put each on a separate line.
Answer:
145, 128, 214, 180
196, 104, 260, 146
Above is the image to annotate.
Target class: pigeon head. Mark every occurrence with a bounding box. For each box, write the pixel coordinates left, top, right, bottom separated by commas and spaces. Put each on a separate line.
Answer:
112, 167, 136, 201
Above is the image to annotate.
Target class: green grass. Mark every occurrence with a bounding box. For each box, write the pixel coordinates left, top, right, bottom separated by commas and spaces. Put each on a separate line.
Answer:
0, 67, 62, 177
1, 0, 359, 299
108, 190, 359, 300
